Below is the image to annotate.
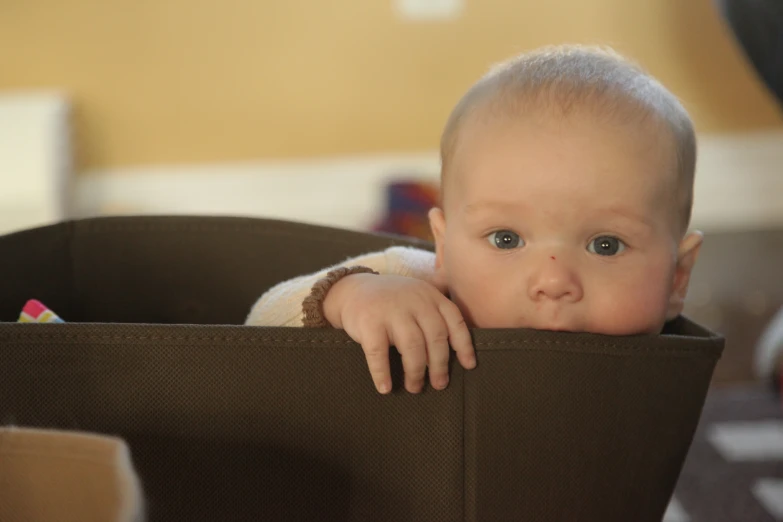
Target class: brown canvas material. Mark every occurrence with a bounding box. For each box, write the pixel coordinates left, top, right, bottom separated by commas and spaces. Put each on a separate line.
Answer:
0, 216, 724, 522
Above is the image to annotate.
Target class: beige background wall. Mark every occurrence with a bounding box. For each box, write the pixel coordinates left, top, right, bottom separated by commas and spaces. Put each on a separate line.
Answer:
1, 0, 781, 172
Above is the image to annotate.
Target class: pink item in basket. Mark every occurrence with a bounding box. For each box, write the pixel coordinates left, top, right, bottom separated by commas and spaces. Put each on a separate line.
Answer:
18, 299, 64, 323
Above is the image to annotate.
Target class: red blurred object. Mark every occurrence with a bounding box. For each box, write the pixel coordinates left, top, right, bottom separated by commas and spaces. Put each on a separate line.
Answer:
373, 180, 440, 241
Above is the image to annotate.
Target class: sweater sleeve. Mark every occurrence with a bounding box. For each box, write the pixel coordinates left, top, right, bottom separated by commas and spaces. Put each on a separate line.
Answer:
244, 246, 437, 327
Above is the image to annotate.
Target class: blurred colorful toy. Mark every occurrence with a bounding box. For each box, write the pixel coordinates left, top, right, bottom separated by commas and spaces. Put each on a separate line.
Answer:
373, 179, 440, 241
18, 299, 64, 323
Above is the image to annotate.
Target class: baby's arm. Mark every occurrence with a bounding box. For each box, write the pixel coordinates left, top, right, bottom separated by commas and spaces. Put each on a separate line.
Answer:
245, 246, 475, 394
244, 246, 438, 327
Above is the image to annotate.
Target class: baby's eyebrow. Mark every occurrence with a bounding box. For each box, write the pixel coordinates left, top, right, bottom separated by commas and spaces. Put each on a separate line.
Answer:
596, 207, 655, 230
463, 202, 491, 215
462, 201, 522, 215
461, 201, 656, 231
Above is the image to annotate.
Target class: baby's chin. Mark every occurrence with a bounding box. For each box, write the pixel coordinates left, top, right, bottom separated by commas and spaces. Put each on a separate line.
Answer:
468, 316, 579, 332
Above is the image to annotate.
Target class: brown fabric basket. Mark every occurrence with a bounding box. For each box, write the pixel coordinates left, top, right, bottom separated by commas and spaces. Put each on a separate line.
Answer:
0, 216, 723, 522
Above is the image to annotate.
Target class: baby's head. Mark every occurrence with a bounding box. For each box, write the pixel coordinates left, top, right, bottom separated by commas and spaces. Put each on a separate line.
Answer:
428, 44, 702, 334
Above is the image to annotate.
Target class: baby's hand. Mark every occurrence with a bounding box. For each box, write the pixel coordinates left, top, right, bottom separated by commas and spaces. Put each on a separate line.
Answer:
322, 273, 476, 394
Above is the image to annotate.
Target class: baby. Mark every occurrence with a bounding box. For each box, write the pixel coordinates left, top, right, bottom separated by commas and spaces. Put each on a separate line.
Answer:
246, 44, 703, 397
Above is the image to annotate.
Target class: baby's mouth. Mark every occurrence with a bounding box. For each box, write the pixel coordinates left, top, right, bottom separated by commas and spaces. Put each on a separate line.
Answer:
519, 307, 582, 332
539, 325, 580, 333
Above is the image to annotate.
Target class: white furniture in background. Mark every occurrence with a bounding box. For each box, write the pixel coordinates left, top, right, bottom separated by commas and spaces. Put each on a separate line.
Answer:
0, 91, 71, 235
74, 154, 441, 231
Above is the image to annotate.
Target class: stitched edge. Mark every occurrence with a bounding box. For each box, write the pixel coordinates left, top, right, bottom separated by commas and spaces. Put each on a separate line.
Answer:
0, 332, 723, 356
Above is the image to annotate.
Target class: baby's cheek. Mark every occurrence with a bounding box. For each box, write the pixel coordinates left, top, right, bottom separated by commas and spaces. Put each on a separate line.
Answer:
454, 284, 519, 328
591, 287, 670, 335
588, 259, 675, 334
448, 267, 514, 328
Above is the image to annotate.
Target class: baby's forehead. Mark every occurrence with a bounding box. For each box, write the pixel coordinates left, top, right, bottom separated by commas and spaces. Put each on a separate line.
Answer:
443, 107, 682, 207
453, 81, 675, 152
454, 101, 679, 170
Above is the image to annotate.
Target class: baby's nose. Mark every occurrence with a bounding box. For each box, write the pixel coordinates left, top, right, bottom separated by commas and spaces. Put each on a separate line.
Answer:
527, 257, 583, 302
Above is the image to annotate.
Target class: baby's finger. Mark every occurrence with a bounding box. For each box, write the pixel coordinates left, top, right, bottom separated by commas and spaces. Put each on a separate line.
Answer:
359, 329, 393, 394
390, 318, 428, 394
439, 299, 476, 370
416, 312, 451, 390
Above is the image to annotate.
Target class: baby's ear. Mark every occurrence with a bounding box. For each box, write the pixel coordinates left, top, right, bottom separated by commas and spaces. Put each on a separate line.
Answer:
666, 230, 704, 320
428, 207, 448, 288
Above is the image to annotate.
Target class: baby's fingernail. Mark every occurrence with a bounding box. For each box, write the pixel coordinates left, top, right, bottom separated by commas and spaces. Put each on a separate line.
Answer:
466, 355, 477, 369
435, 376, 449, 390
378, 381, 390, 394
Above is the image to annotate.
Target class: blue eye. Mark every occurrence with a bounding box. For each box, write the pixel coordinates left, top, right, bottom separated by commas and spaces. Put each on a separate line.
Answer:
488, 230, 523, 249
588, 236, 625, 256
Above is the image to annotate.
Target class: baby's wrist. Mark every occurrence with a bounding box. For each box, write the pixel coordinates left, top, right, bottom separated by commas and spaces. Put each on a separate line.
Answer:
322, 277, 353, 328
303, 266, 378, 328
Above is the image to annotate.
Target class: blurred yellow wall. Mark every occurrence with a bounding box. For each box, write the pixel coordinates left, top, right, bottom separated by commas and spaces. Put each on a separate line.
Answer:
1, 0, 781, 172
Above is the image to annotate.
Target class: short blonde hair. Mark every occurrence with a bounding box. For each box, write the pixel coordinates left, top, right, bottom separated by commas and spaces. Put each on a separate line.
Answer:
440, 45, 696, 232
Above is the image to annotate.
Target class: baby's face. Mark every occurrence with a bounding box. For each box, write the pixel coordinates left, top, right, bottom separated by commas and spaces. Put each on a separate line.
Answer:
430, 111, 701, 335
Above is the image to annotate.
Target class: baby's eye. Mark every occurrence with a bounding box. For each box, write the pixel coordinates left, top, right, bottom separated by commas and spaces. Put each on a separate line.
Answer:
488, 230, 524, 249
588, 236, 626, 256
